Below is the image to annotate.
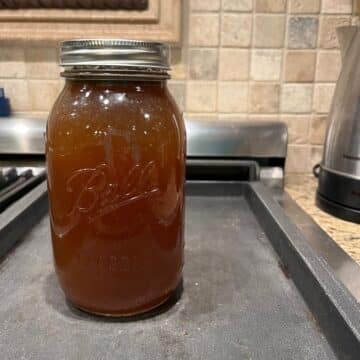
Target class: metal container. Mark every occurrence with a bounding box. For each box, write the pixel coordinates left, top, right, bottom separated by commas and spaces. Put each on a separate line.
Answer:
317, 26, 360, 223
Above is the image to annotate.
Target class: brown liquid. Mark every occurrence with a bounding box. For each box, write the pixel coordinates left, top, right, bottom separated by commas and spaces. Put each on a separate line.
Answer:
46, 79, 185, 316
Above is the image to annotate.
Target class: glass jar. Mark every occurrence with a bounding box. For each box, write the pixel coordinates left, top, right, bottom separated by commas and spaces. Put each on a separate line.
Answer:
46, 40, 186, 316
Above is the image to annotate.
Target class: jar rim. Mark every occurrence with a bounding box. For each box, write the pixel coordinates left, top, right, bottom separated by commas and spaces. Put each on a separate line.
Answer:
60, 39, 170, 71
61, 66, 170, 80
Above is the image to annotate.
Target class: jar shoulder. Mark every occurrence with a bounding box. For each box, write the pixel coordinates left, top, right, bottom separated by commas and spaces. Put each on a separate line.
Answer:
49, 82, 181, 123
47, 81, 184, 146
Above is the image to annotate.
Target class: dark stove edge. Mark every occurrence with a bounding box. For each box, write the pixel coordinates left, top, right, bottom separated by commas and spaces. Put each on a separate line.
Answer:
0, 181, 48, 260
246, 182, 360, 360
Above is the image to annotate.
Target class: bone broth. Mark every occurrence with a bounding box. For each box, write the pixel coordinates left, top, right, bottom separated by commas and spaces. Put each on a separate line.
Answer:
46, 40, 185, 316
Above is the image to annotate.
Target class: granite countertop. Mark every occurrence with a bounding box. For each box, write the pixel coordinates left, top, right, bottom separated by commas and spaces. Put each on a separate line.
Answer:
285, 174, 360, 264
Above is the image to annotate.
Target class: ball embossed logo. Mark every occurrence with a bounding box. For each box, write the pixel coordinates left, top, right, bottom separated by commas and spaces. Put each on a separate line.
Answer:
66, 161, 160, 223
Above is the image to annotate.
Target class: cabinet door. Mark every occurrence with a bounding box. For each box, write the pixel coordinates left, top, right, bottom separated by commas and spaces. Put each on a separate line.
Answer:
0, 0, 181, 43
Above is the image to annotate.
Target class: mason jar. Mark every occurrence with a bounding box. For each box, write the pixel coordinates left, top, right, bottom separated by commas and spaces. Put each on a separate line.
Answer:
46, 39, 186, 316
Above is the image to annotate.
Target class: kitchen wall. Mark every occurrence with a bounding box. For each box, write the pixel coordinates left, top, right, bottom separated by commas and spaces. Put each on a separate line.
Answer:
0, 0, 359, 173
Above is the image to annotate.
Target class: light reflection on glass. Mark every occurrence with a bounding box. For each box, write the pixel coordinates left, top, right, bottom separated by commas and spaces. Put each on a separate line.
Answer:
116, 94, 126, 102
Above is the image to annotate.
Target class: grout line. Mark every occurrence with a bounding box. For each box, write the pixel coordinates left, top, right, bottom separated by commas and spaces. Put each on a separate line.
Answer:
279, 0, 290, 116
185, 111, 328, 117
216, 0, 224, 116
191, 9, 252, 14
246, 0, 256, 117
312, 0, 324, 131
187, 46, 222, 50
209, 46, 342, 51
183, 0, 191, 113
189, 10, 355, 15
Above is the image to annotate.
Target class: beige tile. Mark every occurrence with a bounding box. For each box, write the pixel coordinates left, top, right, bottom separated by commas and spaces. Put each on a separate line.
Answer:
255, 0, 286, 12
168, 81, 186, 112
28, 80, 61, 112
170, 65, 187, 80
254, 15, 285, 48
59, 78, 65, 89
249, 83, 280, 113
251, 50, 282, 81
189, 48, 218, 80
289, 0, 320, 13
222, 0, 253, 11
310, 115, 328, 145
319, 16, 351, 48
218, 82, 248, 113
313, 84, 335, 113
219, 49, 249, 80
1, 79, 30, 111
352, 16, 359, 25
170, 48, 186, 79
321, 0, 352, 14
186, 81, 217, 112
284, 51, 316, 82
316, 51, 342, 82
221, 14, 252, 47
0, 47, 25, 79
281, 115, 309, 144
190, 0, 220, 11
310, 146, 324, 168
25, 47, 58, 79
286, 145, 311, 173
281, 84, 313, 113
170, 48, 183, 66
189, 14, 220, 47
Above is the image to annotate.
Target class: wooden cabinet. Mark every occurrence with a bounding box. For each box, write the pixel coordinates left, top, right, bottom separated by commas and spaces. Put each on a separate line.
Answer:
0, 0, 181, 43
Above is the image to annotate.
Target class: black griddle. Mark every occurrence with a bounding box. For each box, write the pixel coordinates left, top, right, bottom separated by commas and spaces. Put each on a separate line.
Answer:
0, 179, 359, 359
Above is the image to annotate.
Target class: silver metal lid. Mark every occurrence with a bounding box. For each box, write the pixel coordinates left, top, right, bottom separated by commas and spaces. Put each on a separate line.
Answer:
60, 39, 170, 70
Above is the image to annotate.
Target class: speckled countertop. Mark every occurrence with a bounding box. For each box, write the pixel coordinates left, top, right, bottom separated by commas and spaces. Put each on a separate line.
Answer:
285, 174, 360, 264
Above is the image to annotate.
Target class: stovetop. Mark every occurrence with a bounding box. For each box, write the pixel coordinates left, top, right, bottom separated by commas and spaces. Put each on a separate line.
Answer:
0, 167, 45, 213
0, 117, 359, 359
0, 116, 359, 303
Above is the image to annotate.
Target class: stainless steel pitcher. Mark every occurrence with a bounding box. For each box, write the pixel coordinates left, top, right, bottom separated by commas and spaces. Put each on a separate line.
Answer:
317, 26, 360, 223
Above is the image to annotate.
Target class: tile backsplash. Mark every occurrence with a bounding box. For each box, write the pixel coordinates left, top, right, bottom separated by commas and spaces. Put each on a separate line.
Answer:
0, 0, 359, 173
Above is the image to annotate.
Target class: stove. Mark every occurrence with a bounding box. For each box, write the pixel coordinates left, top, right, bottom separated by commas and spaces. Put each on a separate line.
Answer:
0, 167, 45, 212
0, 116, 359, 359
